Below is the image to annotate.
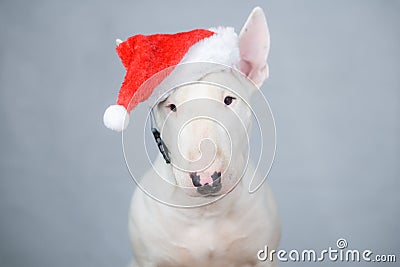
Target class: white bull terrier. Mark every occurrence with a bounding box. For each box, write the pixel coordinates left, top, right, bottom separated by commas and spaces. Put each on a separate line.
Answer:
128, 7, 280, 267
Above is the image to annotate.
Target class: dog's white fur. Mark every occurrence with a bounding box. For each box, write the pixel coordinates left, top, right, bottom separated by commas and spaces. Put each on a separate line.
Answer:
128, 7, 280, 267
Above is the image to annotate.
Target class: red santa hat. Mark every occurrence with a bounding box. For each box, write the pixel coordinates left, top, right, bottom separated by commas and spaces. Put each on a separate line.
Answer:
103, 27, 240, 131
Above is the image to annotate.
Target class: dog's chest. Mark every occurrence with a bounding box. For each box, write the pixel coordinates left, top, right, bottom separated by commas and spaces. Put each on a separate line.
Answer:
158, 210, 262, 267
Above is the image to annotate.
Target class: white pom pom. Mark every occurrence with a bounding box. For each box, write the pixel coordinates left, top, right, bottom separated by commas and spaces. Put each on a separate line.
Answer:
103, 105, 130, 132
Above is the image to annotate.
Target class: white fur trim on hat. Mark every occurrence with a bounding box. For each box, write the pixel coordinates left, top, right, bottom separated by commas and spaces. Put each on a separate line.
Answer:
181, 27, 240, 67
103, 105, 130, 132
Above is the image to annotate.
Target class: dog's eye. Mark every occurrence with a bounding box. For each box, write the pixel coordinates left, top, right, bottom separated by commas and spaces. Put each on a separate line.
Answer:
167, 104, 177, 112
224, 96, 236, 105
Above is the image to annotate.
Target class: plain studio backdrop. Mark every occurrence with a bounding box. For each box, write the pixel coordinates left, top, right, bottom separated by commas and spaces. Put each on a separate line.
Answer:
0, 0, 399, 266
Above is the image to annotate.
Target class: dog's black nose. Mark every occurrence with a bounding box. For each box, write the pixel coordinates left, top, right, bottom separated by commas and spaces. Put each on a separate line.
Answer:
196, 171, 222, 195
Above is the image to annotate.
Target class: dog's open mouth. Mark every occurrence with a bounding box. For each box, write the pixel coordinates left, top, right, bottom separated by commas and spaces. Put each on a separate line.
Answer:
190, 171, 222, 196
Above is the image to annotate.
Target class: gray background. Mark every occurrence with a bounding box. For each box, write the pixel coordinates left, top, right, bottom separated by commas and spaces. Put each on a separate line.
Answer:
0, 0, 399, 266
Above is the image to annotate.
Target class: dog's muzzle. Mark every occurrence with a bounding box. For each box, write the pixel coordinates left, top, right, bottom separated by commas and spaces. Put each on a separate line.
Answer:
190, 171, 222, 195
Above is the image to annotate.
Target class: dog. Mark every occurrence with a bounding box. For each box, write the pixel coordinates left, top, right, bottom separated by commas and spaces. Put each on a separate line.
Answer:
127, 7, 280, 267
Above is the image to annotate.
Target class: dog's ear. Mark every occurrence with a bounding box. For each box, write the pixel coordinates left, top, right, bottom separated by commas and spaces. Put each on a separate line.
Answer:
238, 7, 270, 88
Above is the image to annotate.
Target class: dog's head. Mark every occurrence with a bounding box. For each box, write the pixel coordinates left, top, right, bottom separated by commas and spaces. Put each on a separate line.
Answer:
154, 8, 271, 198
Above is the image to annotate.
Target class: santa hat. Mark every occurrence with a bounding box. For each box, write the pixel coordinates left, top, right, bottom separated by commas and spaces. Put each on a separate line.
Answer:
103, 27, 240, 131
